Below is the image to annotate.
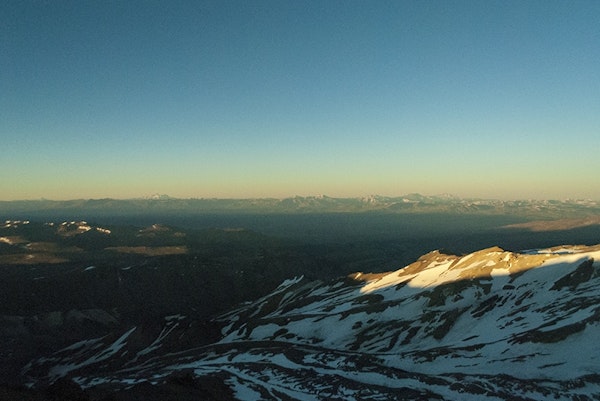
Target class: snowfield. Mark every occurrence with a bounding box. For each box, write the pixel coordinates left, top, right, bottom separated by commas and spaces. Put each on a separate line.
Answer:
23, 244, 600, 400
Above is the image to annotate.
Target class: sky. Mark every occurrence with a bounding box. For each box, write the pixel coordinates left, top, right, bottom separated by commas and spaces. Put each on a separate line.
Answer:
1, 0, 599, 201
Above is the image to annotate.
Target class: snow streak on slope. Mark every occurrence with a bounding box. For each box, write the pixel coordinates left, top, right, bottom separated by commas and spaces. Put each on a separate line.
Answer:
24, 245, 600, 400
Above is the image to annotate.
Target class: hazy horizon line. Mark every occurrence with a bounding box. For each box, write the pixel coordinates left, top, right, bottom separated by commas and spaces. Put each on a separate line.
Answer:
1, 193, 599, 203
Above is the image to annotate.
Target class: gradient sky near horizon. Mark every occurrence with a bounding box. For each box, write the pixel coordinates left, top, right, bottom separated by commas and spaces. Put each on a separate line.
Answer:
1, 1, 599, 201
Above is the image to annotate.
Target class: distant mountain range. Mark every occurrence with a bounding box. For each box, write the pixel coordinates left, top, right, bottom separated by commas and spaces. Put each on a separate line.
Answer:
1, 194, 599, 218
20, 243, 600, 400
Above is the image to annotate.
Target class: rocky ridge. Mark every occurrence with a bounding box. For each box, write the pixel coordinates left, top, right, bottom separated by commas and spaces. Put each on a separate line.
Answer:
21, 244, 600, 400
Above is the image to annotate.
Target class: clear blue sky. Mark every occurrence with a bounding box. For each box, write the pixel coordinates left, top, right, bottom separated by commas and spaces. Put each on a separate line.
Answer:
2, 0, 599, 200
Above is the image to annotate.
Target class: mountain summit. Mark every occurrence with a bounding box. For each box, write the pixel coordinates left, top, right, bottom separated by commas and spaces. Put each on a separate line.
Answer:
24, 244, 600, 400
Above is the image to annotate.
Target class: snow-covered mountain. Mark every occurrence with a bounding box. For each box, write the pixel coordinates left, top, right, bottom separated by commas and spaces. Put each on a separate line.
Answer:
23, 244, 600, 400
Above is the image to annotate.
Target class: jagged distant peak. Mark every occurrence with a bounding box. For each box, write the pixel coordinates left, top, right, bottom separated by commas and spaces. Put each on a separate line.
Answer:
434, 192, 460, 199
147, 193, 172, 200
361, 194, 390, 204
402, 192, 429, 199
